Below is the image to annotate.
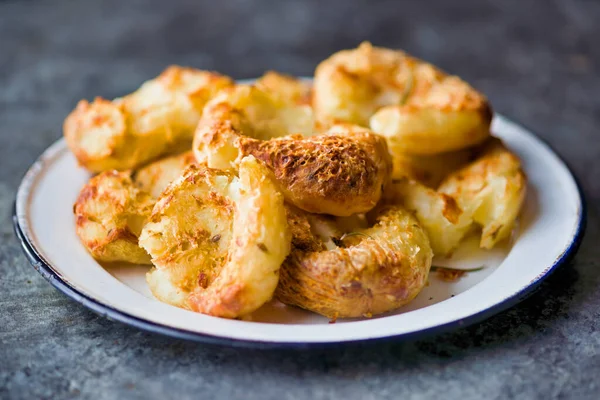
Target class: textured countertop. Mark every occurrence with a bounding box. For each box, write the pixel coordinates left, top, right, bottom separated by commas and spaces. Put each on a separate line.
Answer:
1, 1, 598, 399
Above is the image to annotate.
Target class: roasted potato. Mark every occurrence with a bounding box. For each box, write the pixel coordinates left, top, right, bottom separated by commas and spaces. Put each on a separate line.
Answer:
276, 204, 432, 319
383, 178, 473, 256
237, 124, 392, 216
313, 42, 492, 155
390, 146, 476, 188
255, 71, 312, 106
194, 84, 392, 216
438, 138, 527, 249
139, 157, 291, 318
64, 66, 233, 172
133, 151, 197, 198
73, 171, 155, 264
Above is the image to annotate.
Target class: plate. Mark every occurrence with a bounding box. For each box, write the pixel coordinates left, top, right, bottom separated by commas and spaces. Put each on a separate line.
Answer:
14, 115, 585, 347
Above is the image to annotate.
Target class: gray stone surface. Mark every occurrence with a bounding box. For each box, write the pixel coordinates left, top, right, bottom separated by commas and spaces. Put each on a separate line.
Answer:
1, 0, 598, 398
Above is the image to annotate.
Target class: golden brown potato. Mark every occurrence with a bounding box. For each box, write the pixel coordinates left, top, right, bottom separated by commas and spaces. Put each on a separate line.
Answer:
133, 151, 197, 198
237, 125, 392, 216
382, 178, 473, 256
390, 146, 476, 188
313, 42, 492, 155
194, 84, 392, 216
438, 138, 527, 249
255, 71, 312, 106
73, 171, 155, 264
64, 66, 233, 173
139, 157, 291, 318
276, 204, 432, 319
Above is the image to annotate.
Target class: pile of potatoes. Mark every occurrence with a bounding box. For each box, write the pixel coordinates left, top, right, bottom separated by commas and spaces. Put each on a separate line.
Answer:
68, 43, 526, 320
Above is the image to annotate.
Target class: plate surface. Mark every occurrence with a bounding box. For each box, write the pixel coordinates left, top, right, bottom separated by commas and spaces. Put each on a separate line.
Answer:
14, 116, 585, 347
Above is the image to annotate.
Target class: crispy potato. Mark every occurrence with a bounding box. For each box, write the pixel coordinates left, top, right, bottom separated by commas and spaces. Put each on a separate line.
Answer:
133, 151, 197, 198
139, 157, 291, 318
193, 84, 315, 170
255, 71, 312, 106
276, 204, 432, 319
383, 178, 473, 256
73, 171, 155, 264
390, 146, 476, 188
64, 66, 233, 172
237, 125, 392, 216
438, 138, 527, 249
194, 84, 392, 216
313, 42, 492, 155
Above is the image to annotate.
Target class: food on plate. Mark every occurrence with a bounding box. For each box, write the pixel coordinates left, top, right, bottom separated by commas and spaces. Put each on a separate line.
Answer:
314, 42, 492, 155
194, 84, 392, 216
390, 146, 476, 187
384, 138, 526, 254
66, 44, 528, 321
193, 84, 315, 170
64, 66, 233, 172
276, 204, 433, 318
133, 151, 197, 198
438, 138, 527, 249
139, 157, 291, 318
73, 171, 155, 264
382, 178, 473, 256
235, 125, 392, 216
256, 71, 312, 106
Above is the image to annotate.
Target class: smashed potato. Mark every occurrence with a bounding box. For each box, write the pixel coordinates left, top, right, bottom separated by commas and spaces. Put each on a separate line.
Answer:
74, 171, 155, 264
194, 84, 392, 216
276, 205, 432, 319
438, 138, 527, 249
64, 66, 233, 172
133, 151, 197, 198
314, 42, 492, 155
390, 146, 476, 188
256, 71, 312, 106
237, 125, 392, 216
383, 178, 473, 256
139, 157, 291, 318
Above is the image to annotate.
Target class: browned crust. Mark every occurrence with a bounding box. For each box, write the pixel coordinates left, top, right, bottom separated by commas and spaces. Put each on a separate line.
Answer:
236, 126, 392, 216
276, 205, 432, 318
73, 170, 154, 263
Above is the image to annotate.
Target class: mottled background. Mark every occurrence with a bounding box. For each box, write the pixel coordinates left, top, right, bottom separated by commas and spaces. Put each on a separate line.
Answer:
1, 0, 599, 399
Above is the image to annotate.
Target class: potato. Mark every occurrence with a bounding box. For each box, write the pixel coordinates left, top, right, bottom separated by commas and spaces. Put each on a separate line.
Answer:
236, 125, 392, 216
133, 151, 197, 198
276, 204, 432, 319
64, 66, 233, 172
390, 146, 476, 188
383, 178, 473, 256
255, 71, 312, 106
139, 157, 291, 318
438, 138, 527, 249
73, 171, 155, 264
194, 84, 392, 216
313, 42, 492, 155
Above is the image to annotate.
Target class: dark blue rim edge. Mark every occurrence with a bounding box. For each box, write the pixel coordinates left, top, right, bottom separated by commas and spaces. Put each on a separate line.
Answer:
12, 135, 587, 350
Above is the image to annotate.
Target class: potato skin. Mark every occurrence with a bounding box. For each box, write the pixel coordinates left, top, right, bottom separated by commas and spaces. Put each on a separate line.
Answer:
438, 138, 527, 249
139, 157, 291, 318
276, 205, 433, 319
238, 124, 392, 216
313, 42, 492, 155
64, 66, 233, 172
194, 84, 392, 216
73, 171, 155, 264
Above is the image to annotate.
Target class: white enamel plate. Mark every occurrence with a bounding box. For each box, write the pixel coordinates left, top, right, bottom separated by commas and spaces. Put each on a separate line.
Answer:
14, 116, 585, 347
